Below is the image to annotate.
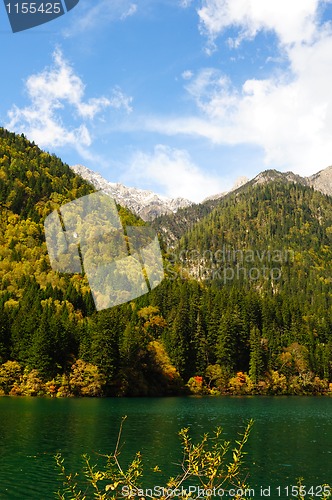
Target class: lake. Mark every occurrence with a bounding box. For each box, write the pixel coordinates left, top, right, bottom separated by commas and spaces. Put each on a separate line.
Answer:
0, 396, 331, 499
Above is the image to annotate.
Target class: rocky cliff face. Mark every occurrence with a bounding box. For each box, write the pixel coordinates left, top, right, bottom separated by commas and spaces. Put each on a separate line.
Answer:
308, 165, 332, 195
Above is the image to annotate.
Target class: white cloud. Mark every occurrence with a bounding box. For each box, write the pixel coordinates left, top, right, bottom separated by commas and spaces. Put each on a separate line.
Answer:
197, 0, 325, 51
185, 68, 238, 119
121, 145, 225, 201
182, 70, 194, 80
64, 0, 138, 36
180, 0, 193, 7
109, 87, 133, 113
6, 48, 132, 152
120, 3, 138, 20
141, 1, 332, 176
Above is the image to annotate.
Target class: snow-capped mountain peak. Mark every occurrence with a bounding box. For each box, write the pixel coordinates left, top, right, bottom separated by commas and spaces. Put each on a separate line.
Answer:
71, 164, 193, 221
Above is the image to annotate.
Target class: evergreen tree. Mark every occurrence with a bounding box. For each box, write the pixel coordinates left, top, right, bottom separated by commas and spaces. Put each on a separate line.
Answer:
87, 310, 121, 393
249, 326, 264, 384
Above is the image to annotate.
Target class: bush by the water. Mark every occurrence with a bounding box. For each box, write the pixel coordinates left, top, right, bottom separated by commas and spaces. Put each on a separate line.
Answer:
54, 418, 331, 500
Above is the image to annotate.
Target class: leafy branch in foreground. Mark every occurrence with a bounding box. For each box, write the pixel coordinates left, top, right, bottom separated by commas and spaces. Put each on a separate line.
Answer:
55, 416, 254, 500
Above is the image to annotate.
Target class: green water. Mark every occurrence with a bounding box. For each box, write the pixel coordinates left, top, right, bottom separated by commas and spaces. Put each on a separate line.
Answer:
0, 396, 331, 499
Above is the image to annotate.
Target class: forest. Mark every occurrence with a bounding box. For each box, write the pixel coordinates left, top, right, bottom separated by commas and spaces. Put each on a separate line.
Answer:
0, 127, 332, 397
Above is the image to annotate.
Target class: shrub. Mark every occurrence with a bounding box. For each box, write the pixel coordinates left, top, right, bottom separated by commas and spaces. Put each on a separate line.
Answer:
55, 417, 254, 499
54, 419, 331, 500
0, 360, 22, 394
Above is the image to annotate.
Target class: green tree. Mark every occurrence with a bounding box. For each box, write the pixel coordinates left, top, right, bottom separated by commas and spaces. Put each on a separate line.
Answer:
249, 326, 264, 384
86, 310, 121, 394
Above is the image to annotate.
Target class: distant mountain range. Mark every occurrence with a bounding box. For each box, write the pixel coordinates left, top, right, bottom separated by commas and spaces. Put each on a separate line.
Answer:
71, 164, 332, 222
71, 164, 193, 221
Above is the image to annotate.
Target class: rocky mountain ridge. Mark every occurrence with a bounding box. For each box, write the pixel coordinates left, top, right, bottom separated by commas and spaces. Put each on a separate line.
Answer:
210, 166, 332, 199
71, 163, 332, 225
71, 164, 192, 221
308, 165, 332, 195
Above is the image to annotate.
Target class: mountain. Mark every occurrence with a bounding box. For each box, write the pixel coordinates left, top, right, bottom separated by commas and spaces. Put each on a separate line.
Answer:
210, 166, 332, 198
202, 175, 249, 202
158, 179, 332, 388
308, 165, 332, 195
176, 180, 332, 282
71, 164, 193, 221
1, 127, 332, 397
255, 165, 332, 195
151, 166, 332, 247
0, 128, 184, 396
70, 162, 332, 248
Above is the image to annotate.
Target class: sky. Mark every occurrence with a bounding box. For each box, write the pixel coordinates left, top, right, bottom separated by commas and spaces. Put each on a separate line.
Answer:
2, 0, 332, 202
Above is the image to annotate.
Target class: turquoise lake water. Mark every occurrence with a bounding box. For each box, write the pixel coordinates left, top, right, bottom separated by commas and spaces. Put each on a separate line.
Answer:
0, 396, 331, 499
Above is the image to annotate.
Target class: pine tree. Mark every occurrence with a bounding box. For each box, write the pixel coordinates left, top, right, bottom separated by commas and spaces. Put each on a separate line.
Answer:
249, 326, 264, 384
217, 306, 249, 375
87, 310, 121, 393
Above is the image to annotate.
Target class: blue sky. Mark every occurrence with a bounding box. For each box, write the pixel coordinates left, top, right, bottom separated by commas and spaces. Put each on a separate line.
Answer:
2, 0, 332, 201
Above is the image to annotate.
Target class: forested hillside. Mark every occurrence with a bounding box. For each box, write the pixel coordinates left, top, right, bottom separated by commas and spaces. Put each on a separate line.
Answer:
161, 182, 332, 393
1, 128, 332, 397
0, 128, 178, 397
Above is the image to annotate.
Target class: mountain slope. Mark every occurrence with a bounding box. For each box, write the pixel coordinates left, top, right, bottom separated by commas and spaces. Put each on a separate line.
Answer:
0, 128, 185, 396
0, 128, 144, 303
308, 165, 332, 195
156, 180, 332, 384
177, 180, 332, 279
71, 164, 192, 221
70, 161, 332, 248
152, 166, 332, 247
